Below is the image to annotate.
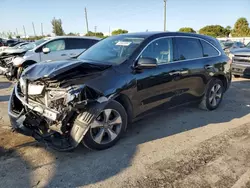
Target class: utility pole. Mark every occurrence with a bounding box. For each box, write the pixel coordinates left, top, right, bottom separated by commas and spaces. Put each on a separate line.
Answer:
163, 0, 167, 31
41, 23, 43, 36
16, 28, 18, 36
109, 26, 111, 36
85, 7, 89, 33
23, 25, 27, 38
94, 26, 97, 36
32, 22, 36, 36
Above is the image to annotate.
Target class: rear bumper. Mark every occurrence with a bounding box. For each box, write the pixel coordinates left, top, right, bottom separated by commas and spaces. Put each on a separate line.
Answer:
232, 63, 250, 77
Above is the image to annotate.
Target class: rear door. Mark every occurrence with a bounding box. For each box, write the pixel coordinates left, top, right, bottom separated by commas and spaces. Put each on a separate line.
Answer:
40, 39, 68, 61
65, 38, 98, 58
170, 37, 208, 105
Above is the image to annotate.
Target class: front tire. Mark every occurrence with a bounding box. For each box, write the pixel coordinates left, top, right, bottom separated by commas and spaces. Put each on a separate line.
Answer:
82, 100, 127, 150
199, 78, 224, 111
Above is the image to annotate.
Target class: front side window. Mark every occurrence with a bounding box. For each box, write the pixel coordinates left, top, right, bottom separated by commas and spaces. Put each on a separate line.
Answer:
44, 39, 65, 52
200, 40, 219, 57
246, 42, 250, 48
140, 38, 173, 65
78, 35, 145, 65
175, 38, 203, 60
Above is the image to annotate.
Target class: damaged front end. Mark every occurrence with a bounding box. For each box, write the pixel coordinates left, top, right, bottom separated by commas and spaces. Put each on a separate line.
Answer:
0, 52, 26, 80
8, 78, 110, 151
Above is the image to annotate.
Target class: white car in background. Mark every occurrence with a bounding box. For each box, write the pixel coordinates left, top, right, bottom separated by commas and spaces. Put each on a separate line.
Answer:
11, 36, 100, 79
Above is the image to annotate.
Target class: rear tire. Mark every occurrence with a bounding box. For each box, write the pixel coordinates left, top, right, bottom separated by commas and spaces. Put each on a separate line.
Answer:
82, 100, 127, 150
199, 78, 224, 111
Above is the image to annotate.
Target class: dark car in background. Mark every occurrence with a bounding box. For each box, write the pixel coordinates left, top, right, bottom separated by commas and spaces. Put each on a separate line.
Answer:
9, 32, 231, 151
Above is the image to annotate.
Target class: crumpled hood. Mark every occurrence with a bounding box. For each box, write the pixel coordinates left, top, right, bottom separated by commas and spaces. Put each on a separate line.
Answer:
231, 48, 250, 55
21, 59, 111, 82
1, 47, 27, 54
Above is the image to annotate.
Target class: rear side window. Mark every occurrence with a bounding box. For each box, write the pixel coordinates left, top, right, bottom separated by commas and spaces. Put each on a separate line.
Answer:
200, 40, 219, 57
66, 38, 98, 50
175, 38, 203, 61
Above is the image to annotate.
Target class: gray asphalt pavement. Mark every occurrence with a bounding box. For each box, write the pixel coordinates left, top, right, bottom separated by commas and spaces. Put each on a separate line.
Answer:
1, 76, 250, 187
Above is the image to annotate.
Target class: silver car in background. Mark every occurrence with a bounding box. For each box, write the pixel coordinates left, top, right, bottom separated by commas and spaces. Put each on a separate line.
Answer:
9, 36, 100, 79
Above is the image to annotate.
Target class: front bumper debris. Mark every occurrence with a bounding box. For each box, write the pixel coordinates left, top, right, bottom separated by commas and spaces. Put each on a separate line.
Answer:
8, 85, 110, 151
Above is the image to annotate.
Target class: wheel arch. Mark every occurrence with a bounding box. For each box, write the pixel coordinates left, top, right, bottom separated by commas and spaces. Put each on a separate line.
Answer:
114, 93, 134, 124
212, 74, 228, 91
22, 60, 37, 68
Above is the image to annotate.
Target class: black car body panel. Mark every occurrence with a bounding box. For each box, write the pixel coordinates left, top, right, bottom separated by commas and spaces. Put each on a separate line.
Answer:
9, 32, 231, 151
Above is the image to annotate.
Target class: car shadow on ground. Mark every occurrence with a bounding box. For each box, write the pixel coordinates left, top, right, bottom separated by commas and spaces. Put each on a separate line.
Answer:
41, 79, 250, 187
0, 95, 10, 102
0, 81, 12, 90
1, 79, 250, 187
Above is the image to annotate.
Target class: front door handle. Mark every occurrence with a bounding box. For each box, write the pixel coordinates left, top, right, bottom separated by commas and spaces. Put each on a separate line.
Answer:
61, 54, 67, 56
204, 65, 213, 70
169, 71, 181, 76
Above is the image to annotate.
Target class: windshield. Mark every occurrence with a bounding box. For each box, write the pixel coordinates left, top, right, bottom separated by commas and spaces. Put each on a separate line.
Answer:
22, 39, 47, 50
78, 35, 145, 65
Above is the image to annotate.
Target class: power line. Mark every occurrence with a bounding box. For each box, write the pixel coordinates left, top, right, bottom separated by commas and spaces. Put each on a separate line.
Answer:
23, 25, 27, 38
85, 7, 89, 33
163, 0, 167, 31
41, 23, 43, 36
94, 26, 97, 36
32, 22, 36, 36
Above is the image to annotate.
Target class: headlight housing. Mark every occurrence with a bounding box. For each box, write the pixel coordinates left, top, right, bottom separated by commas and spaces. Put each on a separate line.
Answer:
228, 53, 234, 60
28, 84, 45, 95
13, 57, 25, 67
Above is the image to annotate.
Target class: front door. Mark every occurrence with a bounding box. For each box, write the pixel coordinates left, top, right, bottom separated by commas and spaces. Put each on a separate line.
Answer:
134, 37, 181, 116
40, 39, 69, 62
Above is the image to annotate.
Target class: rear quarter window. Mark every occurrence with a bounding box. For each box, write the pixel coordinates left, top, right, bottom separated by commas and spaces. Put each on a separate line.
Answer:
174, 37, 203, 61
66, 38, 98, 50
200, 40, 219, 57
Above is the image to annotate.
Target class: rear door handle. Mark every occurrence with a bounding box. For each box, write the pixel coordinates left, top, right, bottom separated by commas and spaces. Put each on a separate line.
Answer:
204, 65, 213, 70
61, 54, 67, 56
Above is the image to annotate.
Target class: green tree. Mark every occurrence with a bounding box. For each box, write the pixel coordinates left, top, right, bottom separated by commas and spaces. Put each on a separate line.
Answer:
51, 17, 64, 36
224, 26, 232, 37
111, 29, 128, 36
199, 25, 228, 37
231, 17, 250, 37
85, 31, 104, 38
67, 32, 77, 36
179, 27, 196, 33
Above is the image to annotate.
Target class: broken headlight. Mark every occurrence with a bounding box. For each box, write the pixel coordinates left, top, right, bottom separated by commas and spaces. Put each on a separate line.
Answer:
28, 84, 45, 95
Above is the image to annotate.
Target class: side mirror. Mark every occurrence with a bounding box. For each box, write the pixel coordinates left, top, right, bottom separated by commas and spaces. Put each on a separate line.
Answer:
136, 57, 157, 69
42, 47, 50, 54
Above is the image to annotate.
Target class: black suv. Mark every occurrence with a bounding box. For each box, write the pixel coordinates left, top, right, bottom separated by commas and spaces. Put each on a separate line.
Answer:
9, 32, 231, 151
